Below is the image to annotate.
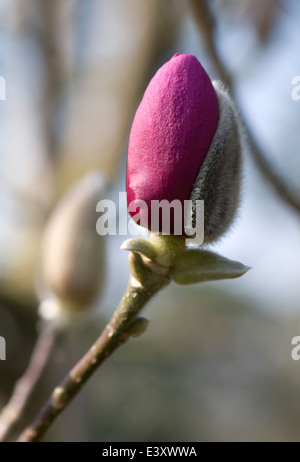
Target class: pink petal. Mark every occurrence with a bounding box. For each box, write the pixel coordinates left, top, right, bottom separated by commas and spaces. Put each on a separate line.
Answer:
127, 53, 219, 233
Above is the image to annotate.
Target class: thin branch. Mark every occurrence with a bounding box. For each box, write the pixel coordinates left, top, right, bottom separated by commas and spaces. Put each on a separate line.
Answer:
189, 0, 300, 216
240, 120, 300, 213
189, 0, 231, 88
17, 276, 169, 442
0, 325, 58, 442
34, 0, 63, 159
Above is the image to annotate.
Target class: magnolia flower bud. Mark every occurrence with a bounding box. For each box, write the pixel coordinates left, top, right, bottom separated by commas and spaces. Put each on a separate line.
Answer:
40, 172, 108, 318
126, 53, 243, 243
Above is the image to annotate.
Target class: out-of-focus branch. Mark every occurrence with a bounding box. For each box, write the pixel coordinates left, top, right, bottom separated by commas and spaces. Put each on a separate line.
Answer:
189, 0, 231, 88
0, 325, 58, 442
240, 121, 300, 213
35, 0, 63, 159
17, 276, 169, 443
189, 0, 300, 216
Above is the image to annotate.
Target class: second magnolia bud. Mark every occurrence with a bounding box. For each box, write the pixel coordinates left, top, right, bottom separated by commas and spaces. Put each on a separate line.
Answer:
40, 172, 108, 315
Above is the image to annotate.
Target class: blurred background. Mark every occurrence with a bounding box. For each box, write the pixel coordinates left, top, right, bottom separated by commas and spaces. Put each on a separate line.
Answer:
0, 0, 300, 442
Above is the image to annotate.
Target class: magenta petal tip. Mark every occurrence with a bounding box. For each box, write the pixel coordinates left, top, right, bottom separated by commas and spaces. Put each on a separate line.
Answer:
127, 53, 219, 233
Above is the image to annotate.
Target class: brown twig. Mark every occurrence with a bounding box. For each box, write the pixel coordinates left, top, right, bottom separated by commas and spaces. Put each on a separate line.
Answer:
34, 0, 63, 159
189, 0, 300, 216
17, 275, 169, 443
189, 0, 231, 88
0, 325, 58, 442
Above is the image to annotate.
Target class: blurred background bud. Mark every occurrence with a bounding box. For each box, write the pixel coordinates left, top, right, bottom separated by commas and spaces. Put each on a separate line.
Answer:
39, 172, 108, 316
